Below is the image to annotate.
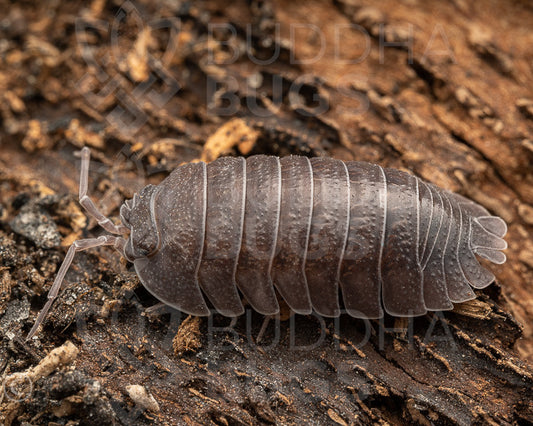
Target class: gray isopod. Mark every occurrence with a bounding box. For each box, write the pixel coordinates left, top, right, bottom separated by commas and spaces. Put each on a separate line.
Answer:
26, 148, 508, 339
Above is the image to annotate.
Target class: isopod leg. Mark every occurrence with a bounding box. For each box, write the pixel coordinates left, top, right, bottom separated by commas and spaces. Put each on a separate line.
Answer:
78, 147, 129, 235
26, 235, 124, 340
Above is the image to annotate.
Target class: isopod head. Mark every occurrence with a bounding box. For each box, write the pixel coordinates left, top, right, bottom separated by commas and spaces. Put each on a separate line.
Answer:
120, 184, 160, 261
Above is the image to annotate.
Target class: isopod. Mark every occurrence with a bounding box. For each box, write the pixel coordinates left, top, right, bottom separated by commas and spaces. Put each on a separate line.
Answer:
26, 148, 508, 339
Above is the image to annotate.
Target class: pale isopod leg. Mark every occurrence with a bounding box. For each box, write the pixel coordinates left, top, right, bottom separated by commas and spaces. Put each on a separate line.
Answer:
77, 147, 129, 235
26, 235, 125, 340
144, 302, 168, 314
256, 315, 274, 344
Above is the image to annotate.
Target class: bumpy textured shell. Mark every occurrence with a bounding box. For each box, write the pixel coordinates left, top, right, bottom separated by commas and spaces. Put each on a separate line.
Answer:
125, 155, 508, 318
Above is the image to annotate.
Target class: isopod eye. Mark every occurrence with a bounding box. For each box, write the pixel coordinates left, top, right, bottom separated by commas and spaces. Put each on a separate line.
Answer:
135, 231, 158, 257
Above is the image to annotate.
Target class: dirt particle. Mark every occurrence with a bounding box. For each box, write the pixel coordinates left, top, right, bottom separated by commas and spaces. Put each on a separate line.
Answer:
125, 384, 160, 412
10, 204, 61, 249
21, 120, 53, 153
0, 297, 30, 338
173, 315, 202, 356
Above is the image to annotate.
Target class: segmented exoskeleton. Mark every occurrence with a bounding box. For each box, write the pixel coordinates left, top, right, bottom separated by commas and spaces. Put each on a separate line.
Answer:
27, 150, 507, 338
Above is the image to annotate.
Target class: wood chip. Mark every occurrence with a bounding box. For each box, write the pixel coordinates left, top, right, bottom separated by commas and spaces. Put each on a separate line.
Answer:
125, 384, 160, 412
201, 118, 260, 162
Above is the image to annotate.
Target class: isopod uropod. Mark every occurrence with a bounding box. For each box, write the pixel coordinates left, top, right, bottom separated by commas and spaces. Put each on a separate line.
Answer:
26, 148, 507, 339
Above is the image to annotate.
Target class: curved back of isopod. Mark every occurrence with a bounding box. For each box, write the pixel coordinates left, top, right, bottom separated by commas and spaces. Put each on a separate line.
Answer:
26, 149, 508, 340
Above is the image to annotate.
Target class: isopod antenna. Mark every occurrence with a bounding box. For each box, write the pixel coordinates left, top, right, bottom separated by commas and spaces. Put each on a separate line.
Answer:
26, 148, 127, 340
